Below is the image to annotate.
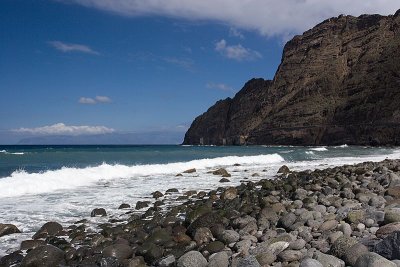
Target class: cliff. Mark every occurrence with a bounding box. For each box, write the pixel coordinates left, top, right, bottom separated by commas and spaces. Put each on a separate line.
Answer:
183, 10, 400, 146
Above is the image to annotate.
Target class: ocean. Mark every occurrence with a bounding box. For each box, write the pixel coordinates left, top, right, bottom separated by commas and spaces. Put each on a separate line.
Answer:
0, 144, 399, 256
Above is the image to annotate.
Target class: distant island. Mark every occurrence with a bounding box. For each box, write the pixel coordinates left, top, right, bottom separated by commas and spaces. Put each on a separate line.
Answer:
184, 10, 400, 146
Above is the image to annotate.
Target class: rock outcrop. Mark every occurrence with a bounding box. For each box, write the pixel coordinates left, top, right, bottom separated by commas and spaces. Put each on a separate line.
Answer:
184, 10, 400, 146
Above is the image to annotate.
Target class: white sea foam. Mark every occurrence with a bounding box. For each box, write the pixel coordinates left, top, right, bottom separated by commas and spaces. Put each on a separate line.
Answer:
0, 154, 284, 198
0, 150, 24, 155
310, 147, 328, 151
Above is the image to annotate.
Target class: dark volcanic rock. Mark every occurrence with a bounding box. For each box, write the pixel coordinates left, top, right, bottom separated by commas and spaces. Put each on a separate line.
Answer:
102, 244, 133, 261
183, 11, 400, 146
0, 223, 21, 237
20, 245, 65, 267
32, 222, 63, 239
90, 208, 107, 217
374, 231, 400, 260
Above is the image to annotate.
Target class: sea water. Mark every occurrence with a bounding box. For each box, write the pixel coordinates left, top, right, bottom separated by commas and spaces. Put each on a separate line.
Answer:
0, 145, 399, 255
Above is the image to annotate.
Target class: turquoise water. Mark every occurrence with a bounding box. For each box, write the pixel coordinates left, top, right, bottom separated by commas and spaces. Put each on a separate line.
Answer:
0, 145, 397, 178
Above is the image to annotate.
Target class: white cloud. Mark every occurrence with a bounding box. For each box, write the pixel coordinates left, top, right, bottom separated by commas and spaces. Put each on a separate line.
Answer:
49, 40, 99, 55
95, 96, 112, 103
79, 97, 96, 104
79, 96, 112, 104
13, 123, 115, 136
215, 39, 262, 61
62, 0, 399, 37
229, 27, 244, 39
206, 82, 233, 92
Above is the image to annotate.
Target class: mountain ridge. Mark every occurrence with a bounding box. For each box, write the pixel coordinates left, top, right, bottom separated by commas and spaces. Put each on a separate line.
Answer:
184, 10, 400, 146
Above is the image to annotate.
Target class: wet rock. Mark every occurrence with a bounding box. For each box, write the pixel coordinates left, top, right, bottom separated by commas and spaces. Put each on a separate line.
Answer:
278, 165, 290, 174
166, 188, 179, 193
355, 252, 397, 267
32, 221, 63, 239
219, 178, 230, 183
135, 201, 150, 210
208, 252, 229, 267
0, 251, 23, 266
102, 244, 132, 261
212, 168, 231, 177
183, 168, 196, 173
221, 187, 237, 200
187, 212, 223, 236
20, 240, 46, 251
0, 223, 21, 237
20, 245, 65, 267
118, 203, 130, 209
146, 229, 173, 246
177, 251, 207, 267
136, 242, 164, 263
152, 191, 164, 199
91, 208, 107, 217
300, 259, 323, 267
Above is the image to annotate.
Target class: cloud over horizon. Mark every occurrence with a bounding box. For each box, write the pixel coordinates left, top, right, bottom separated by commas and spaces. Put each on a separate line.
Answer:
49, 40, 100, 55
62, 0, 399, 37
13, 123, 115, 136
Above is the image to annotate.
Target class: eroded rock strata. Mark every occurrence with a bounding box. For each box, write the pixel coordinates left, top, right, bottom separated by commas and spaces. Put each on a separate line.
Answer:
184, 10, 400, 146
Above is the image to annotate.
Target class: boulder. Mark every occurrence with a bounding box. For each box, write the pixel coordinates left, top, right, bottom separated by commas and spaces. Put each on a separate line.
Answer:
376, 222, 400, 238
300, 259, 323, 267
221, 187, 237, 200
331, 236, 358, 258
90, 208, 107, 217
343, 243, 369, 266
32, 222, 63, 239
355, 252, 397, 267
208, 252, 229, 267
177, 251, 207, 267
212, 168, 231, 177
374, 231, 400, 260
183, 168, 196, 173
0, 223, 21, 237
20, 245, 65, 267
102, 244, 132, 261
314, 251, 344, 267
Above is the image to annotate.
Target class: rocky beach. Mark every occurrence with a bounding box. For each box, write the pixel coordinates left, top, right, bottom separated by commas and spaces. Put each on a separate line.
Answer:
2, 158, 400, 266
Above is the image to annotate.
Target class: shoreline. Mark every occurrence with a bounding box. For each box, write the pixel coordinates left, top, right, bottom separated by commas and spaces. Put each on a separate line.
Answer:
2, 159, 400, 266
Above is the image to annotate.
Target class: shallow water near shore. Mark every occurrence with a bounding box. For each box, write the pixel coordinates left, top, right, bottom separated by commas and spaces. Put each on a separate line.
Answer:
0, 144, 399, 256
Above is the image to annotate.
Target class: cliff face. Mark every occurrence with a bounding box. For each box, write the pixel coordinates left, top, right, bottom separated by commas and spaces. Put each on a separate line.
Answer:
183, 11, 400, 146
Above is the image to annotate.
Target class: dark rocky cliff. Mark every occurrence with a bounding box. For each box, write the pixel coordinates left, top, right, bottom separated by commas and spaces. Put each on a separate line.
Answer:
183, 11, 400, 146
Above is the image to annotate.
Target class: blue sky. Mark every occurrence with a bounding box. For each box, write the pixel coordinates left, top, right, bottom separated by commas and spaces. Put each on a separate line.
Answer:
1, 0, 398, 144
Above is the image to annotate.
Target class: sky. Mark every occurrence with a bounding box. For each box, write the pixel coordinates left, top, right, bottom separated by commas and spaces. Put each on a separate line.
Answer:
0, 0, 399, 144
